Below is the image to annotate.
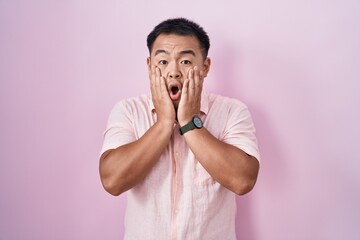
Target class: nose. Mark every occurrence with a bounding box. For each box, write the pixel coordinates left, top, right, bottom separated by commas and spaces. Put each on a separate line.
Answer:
169, 72, 181, 79
168, 63, 182, 79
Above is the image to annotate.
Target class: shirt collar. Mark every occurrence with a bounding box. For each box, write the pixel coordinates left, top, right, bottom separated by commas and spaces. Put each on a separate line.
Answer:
149, 92, 209, 115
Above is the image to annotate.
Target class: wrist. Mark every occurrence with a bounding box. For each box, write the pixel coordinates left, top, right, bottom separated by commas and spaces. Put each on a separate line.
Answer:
178, 117, 193, 127
156, 119, 175, 130
178, 113, 197, 127
179, 116, 203, 135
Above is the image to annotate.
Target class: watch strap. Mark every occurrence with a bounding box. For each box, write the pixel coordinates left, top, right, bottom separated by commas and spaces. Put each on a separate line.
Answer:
179, 121, 195, 135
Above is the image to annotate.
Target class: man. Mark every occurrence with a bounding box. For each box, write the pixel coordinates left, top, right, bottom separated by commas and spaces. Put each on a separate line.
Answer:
99, 18, 260, 240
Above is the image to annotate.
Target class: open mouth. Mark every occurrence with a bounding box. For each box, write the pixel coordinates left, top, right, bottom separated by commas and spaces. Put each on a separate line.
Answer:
168, 83, 181, 101
171, 86, 179, 95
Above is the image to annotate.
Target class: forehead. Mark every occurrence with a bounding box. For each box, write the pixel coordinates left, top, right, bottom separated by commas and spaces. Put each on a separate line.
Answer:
151, 34, 201, 56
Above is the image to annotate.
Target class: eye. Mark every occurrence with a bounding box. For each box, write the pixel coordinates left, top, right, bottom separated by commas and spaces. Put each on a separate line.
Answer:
159, 60, 168, 65
181, 60, 192, 65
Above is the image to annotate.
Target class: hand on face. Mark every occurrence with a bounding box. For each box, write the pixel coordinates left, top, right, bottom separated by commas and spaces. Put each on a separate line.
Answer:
177, 66, 204, 126
150, 65, 176, 126
150, 65, 204, 127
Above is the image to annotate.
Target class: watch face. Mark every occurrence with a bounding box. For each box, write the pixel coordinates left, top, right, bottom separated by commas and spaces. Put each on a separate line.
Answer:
193, 116, 203, 128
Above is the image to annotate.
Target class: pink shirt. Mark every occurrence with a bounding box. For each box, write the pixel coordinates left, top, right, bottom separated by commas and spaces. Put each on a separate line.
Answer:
101, 92, 260, 240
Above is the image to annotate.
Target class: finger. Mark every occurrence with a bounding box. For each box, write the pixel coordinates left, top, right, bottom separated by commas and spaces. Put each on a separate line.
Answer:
150, 65, 157, 97
194, 66, 203, 96
155, 67, 163, 96
188, 68, 195, 97
193, 66, 200, 90
150, 65, 155, 83
156, 66, 169, 98
151, 66, 162, 103
182, 78, 189, 99
160, 76, 168, 97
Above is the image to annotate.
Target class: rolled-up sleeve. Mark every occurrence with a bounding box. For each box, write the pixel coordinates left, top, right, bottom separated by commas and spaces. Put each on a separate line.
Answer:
221, 100, 260, 162
100, 101, 136, 156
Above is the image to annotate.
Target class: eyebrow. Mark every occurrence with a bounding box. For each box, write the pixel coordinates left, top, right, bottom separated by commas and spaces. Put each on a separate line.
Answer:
154, 49, 196, 57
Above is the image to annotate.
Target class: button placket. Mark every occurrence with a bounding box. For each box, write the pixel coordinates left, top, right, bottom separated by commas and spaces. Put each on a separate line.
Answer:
171, 124, 184, 240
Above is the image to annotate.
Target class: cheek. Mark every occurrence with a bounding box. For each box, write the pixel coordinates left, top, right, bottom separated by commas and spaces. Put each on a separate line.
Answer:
156, 65, 166, 76
181, 65, 192, 75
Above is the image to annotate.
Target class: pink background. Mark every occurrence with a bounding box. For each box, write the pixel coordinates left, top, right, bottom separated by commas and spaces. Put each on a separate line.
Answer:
1, 1, 359, 239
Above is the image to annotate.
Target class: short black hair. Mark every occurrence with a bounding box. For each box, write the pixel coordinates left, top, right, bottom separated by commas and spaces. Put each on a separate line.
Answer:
147, 18, 210, 59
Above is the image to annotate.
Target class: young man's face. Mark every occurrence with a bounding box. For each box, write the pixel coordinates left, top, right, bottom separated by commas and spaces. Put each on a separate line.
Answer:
147, 34, 210, 107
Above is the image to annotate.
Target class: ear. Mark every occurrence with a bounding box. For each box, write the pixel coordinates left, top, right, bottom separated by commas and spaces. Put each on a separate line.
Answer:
146, 57, 152, 78
202, 57, 211, 78
146, 57, 151, 70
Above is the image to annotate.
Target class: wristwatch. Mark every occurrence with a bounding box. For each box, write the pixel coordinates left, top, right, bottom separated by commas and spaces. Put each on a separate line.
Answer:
179, 116, 203, 135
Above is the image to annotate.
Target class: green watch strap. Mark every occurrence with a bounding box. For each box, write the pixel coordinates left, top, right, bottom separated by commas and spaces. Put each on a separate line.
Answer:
179, 121, 195, 135
179, 116, 203, 135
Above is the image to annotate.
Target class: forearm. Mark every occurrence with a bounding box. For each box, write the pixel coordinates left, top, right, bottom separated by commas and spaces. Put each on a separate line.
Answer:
184, 127, 259, 195
99, 121, 173, 196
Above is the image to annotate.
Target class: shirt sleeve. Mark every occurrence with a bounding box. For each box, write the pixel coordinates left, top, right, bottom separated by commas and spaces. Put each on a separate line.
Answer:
221, 100, 261, 162
100, 100, 136, 157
